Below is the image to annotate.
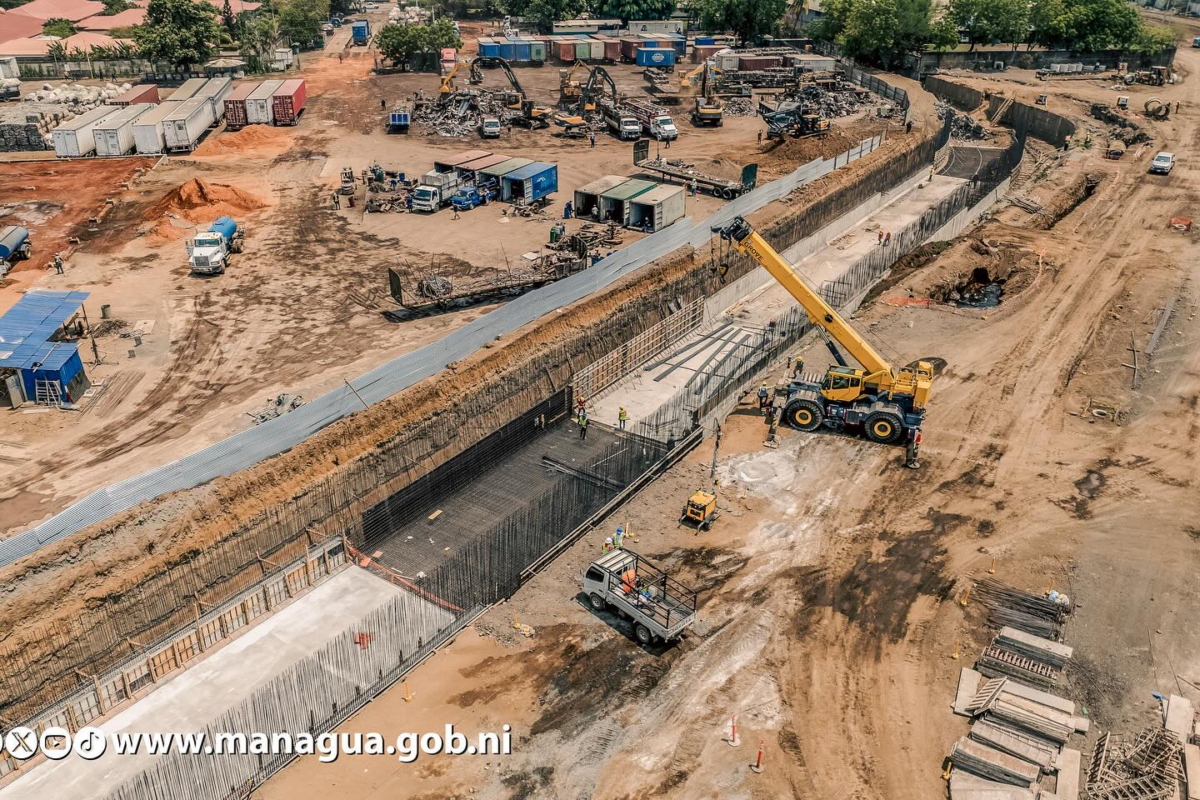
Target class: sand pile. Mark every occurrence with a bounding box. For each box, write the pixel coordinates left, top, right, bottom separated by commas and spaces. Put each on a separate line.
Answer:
192, 125, 292, 156
145, 178, 267, 241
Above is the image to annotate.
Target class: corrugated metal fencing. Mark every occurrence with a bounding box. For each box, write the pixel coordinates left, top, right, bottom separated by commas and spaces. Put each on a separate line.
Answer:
2, 134, 884, 567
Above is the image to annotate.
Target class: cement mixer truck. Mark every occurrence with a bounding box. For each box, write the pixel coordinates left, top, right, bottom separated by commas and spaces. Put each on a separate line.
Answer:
186, 216, 244, 275
0, 226, 31, 276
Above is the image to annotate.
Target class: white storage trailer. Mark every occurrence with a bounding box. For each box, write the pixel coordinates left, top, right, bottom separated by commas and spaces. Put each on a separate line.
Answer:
132, 101, 182, 154
163, 97, 214, 152
52, 106, 119, 158
245, 80, 283, 125
92, 103, 155, 156
627, 184, 685, 232
192, 77, 232, 124
166, 77, 207, 102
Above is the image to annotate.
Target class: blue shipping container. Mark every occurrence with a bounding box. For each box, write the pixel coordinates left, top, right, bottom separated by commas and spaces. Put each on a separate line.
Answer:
696, 36, 715, 45
502, 162, 557, 203
352, 20, 370, 42
497, 38, 515, 61
636, 48, 676, 67
510, 39, 532, 62
665, 34, 686, 56
479, 37, 501, 58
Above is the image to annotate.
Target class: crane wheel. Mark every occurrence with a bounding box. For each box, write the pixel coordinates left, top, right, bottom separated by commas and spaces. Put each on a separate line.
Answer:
784, 398, 824, 432
864, 412, 904, 444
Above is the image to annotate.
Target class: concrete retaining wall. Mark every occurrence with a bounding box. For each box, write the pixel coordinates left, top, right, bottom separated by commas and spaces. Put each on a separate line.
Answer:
923, 76, 984, 111
989, 95, 1076, 147
917, 46, 1174, 73
930, 177, 1013, 243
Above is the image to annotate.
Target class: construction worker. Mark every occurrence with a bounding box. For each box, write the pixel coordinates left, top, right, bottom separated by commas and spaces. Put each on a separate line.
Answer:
52, 253, 64, 274
757, 382, 769, 411
563, 200, 573, 220
614, 525, 624, 548
906, 119, 913, 134
589, 130, 596, 148
793, 355, 805, 378
877, 230, 883, 245
405, 194, 413, 212
380, 98, 386, 111
331, 192, 341, 210
575, 394, 587, 420
884, 231, 892, 246
603, 536, 615, 554
452, 206, 460, 220
690, 179, 697, 196
579, 414, 589, 441
618, 406, 628, 430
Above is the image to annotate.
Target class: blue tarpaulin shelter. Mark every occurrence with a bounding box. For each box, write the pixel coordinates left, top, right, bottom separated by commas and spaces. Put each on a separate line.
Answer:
0, 290, 90, 404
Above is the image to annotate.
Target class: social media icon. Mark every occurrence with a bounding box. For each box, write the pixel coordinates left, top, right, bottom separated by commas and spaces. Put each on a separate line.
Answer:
5, 727, 37, 760
74, 727, 107, 761
40, 726, 71, 761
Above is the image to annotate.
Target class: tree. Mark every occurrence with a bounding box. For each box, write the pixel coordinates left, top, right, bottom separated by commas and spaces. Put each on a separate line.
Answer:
839, 0, 899, 63
278, 0, 330, 47
134, 0, 221, 66
101, 0, 136, 14
697, 0, 787, 46
42, 18, 77, 38
946, 0, 1029, 50
0, 0, 27, 8
600, 0, 676, 22
1134, 24, 1178, 56
221, 0, 236, 36
518, 0, 591, 30
377, 19, 462, 65
1029, 0, 1144, 52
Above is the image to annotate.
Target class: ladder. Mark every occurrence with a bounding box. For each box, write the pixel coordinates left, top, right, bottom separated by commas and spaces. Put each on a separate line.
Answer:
989, 96, 1014, 126
35, 379, 63, 408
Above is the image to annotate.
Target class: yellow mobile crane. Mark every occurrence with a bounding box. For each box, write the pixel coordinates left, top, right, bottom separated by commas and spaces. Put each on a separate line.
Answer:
712, 216, 934, 467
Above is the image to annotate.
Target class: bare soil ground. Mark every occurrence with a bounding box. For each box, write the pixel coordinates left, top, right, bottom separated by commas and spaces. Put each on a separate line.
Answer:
0, 7, 867, 536
260, 49, 1200, 800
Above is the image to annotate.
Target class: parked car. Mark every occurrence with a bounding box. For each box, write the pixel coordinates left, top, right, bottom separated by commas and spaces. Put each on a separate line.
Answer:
1149, 151, 1175, 175
322, 22, 334, 33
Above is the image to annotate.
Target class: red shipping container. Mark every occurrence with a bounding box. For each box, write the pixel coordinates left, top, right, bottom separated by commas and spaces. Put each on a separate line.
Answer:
738, 56, 783, 70
109, 84, 160, 106
595, 35, 620, 63
620, 37, 641, 62
556, 40, 575, 62
692, 44, 723, 64
224, 82, 258, 130
271, 79, 307, 126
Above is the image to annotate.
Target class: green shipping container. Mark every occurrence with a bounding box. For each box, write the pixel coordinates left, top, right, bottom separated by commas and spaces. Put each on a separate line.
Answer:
530, 41, 546, 62
575, 41, 591, 60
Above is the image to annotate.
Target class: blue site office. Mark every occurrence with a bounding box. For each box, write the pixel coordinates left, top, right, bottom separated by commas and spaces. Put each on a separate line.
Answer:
0, 290, 91, 406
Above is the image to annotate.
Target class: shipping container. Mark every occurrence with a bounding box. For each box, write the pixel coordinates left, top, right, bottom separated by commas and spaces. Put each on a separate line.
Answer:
737, 55, 783, 70
166, 77, 207, 102
193, 77, 232, 124
108, 84, 159, 106
695, 36, 715, 46
620, 37, 642, 62
530, 40, 546, 63
478, 156, 533, 183
692, 44, 724, 64
132, 101, 182, 154
663, 34, 686, 57
628, 184, 685, 232
93, 103, 153, 156
273, 47, 294, 70
246, 80, 283, 125
636, 48, 676, 68
351, 19, 370, 44
163, 97, 214, 152
599, 177, 655, 225
500, 161, 557, 203
223, 82, 258, 130
593, 35, 620, 63
271, 79, 307, 126
510, 38, 531, 62
716, 50, 740, 71
478, 37, 500, 58
574, 41, 591, 60
433, 149, 492, 173
51, 106, 118, 158
639, 36, 660, 47
573, 174, 630, 219
587, 38, 605, 61
556, 40, 575, 62
790, 53, 836, 72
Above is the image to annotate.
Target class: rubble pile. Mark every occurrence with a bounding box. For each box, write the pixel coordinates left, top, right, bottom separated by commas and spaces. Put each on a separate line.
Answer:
791, 82, 874, 118
413, 90, 520, 137
723, 97, 755, 117
388, 4, 430, 24
937, 101, 991, 140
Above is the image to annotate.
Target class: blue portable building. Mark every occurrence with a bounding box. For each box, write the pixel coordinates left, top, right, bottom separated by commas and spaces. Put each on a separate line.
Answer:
0, 290, 91, 406
500, 161, 557, 203
636, 48, 676, 67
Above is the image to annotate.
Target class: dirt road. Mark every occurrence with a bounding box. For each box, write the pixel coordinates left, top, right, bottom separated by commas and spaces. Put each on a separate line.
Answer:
261, 49, 1200, 800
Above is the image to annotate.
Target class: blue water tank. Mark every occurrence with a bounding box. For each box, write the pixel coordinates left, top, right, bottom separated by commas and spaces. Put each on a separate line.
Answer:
0, 226, 29, 261
636, 48, 675, 67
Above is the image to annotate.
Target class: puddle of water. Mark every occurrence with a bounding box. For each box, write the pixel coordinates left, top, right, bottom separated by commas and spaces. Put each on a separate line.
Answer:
955, 282, 1004, 308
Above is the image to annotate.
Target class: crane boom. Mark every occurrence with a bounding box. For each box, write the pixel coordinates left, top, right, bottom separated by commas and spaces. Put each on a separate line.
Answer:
713, 216, 893, 379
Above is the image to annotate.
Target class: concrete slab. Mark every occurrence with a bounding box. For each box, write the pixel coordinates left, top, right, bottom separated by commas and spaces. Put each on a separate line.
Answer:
950, 771, 1037, 800
1166, 694, 1195, 739
1184, 743, 1200, 800
956, 667, 985, 716
997, 681, 1075, 716
1053, 748, 1080, 800
3, 568, 432, 800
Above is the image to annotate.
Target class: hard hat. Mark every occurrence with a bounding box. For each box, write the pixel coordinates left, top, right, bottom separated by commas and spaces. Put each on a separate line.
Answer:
604, 537, 613, 545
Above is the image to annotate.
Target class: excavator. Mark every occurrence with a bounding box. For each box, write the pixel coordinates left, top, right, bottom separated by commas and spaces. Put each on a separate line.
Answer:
468, 56, 551, 129
687, 64, 724, 127
439, 61, 462, 96
553, 65, 619, 136
711, 216, 934, 468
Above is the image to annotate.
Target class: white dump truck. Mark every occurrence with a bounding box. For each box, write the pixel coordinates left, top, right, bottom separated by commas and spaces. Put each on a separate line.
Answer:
582, 549, 698, 645
623, 98, 677, 141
